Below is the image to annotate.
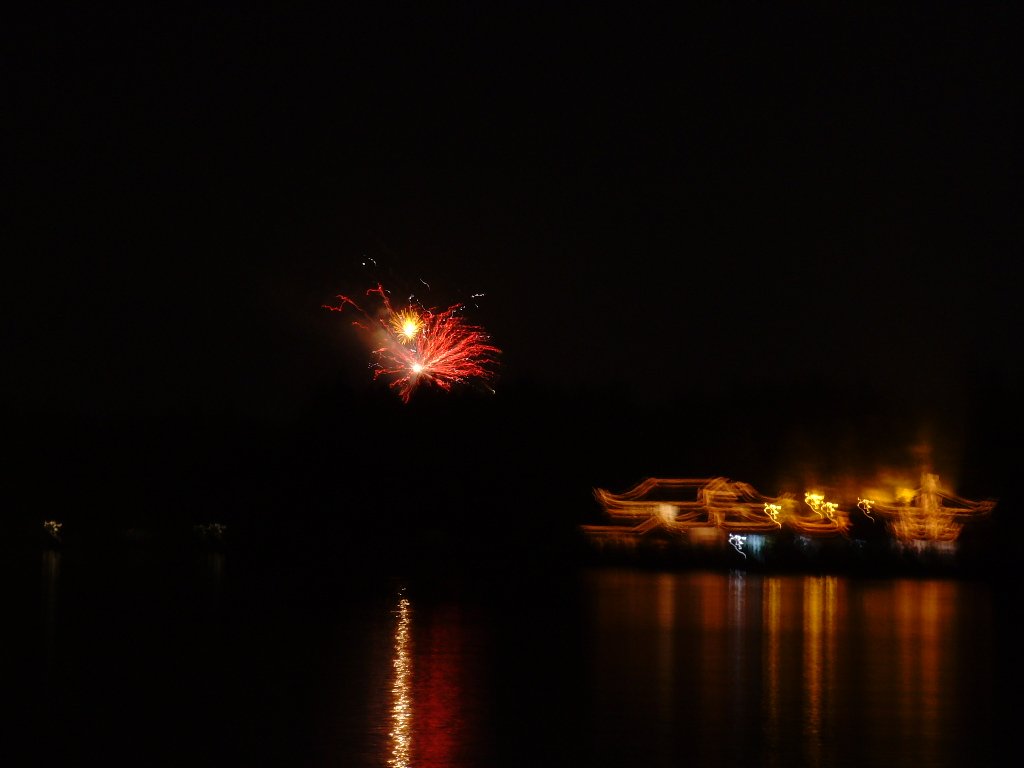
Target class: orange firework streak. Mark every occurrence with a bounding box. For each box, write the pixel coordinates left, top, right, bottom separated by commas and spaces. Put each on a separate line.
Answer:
324, 283, 501, 403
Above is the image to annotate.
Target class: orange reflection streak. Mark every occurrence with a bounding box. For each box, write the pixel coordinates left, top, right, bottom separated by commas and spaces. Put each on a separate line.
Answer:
388, 596, 412, 768
42, 548, 60, 671
802, 576, 824, 764
802, 575, 841, 766
762, 577, 783, 761
893, 579, 964, 764
653, 574, 677, 732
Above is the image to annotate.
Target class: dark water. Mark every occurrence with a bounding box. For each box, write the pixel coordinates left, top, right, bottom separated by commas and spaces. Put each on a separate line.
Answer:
4, 542, 1010, 767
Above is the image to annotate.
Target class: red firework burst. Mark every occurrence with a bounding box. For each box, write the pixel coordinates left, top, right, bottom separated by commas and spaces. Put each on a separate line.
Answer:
324, 282, 501, 403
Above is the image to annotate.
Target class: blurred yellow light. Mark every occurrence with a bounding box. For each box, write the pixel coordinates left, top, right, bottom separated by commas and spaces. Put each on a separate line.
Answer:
392, 308, 423, 343
804, 492, 824, 512
895, 487, 916, 503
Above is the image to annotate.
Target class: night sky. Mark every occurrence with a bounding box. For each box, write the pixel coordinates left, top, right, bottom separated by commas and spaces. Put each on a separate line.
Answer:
6, 6, 1021, 543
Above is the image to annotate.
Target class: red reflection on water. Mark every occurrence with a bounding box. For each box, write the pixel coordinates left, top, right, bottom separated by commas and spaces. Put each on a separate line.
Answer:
383, 598, 481, 768
413, 607, 463, 766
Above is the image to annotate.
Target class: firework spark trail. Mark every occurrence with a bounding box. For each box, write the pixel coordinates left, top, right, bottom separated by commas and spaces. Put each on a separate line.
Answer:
324, 281, 501, 403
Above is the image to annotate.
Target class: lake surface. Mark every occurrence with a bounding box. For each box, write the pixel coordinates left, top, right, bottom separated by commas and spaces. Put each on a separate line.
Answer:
4, 541, 1011, 767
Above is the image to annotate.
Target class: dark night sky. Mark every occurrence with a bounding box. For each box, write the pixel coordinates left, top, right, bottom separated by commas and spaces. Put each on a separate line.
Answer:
5, 5, 1022, 529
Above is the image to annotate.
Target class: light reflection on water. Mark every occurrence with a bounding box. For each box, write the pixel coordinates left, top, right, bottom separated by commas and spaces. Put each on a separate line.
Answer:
21, 555, 997, 767
389, 593, 412, 768
583, 569, 995, 768
376, 588, 482, 768
41, 548, 60, 670
363, 569, 995, 767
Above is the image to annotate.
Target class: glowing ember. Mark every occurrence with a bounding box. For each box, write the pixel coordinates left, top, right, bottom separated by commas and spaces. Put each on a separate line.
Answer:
324, 281, 501, 403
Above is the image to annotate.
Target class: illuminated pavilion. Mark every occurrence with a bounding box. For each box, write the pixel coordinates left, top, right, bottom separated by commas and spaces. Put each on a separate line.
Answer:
862, 472, 996, 551
585, 473, 995, 563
